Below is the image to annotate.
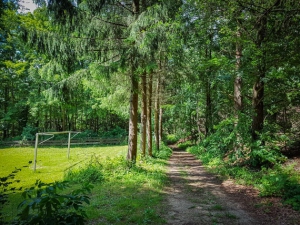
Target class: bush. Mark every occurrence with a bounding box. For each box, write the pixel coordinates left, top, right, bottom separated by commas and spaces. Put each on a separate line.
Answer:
21, 126, 38, 141
12, 180, 93, 225
164, 134, 179, 145
101, 126, 127, 138
153, 143, 172, 160
177, 140, 193, 150
76, 130, 99, 139
65, 164, 104, 184
249, 140, 287, 168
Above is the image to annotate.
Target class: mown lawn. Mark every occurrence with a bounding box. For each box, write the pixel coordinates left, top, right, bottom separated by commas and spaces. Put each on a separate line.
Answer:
1, 145, 171, 224
0, 145, 127, 221
0, 145, 126, 188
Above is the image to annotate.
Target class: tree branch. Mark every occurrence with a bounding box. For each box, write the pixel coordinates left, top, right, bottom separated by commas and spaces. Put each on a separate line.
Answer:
94, 17, 128, 28
88, 48, 127, 52
71, 36, 127, 41
116, 1, 135, 14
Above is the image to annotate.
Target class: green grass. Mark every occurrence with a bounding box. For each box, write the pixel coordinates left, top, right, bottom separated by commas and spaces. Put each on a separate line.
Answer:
85, 156, 168, 224
1, 144, 171, 224
0, 145, 126, 189
0, 145, 126, 221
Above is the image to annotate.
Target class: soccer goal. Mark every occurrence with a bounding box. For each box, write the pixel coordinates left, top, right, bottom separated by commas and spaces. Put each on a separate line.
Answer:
33, 131, 80, 171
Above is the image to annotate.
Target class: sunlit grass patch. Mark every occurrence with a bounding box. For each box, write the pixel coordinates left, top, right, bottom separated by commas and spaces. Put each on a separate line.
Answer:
0, 146, 126, 188
0, 145, 126, 221
85, 156, 168, 225
1, 145, 172, 224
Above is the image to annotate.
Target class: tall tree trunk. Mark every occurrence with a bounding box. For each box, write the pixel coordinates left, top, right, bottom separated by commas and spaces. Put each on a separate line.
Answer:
205, 43, 213, 136
252, 71, 265, 140
234, 25, 243, 152
140, 71, 147, 157
147, 72, 153, 156
196, 99, 202, 142
127, 63, 139, 161
127, 0, 140, 161
252, 15, 267, 140
205, 79, 212, 136
3, 85, 9, 139
234, 28, 243, 114
154, 73, 160, 151
159, 107, 163, 144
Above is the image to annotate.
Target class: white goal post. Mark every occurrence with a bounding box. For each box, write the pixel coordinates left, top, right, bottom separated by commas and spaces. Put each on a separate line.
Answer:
33, 131, 80, 171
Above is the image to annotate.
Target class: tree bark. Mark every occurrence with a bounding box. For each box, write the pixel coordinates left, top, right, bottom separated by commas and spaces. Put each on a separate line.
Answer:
234, 25, 243, 152
141, 71, 147, 157
154, 73, 160, 151
127, 63, 139, 161
205, 43, 213, 136
234, 28, 242, 114
159, 107, 163, 144
147, 72, 153, 156
127, 0, 140, 162
3, 85, 9, 139
252, 73, 265, 140
251, 15, 267, 140
205, 79, 212, 136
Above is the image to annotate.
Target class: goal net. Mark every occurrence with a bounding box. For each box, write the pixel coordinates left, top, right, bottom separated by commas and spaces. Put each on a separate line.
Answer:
33, 131, 80, 171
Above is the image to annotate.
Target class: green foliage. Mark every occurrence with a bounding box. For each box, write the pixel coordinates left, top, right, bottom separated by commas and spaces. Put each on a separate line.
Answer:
283, 183, 300, 211
101, 126, 127, 138
64, 155, 104, 184
259, 166, 290, 197
65, 162, 104, 184
177, 140, 193, 150
188, 144, 300, 211
164, 134, 180, 145
153, 143, 173, 160
12, 180, 93, 225
21, 126, 38, 141
249, 140, 287, 168
76, 130, 99, 139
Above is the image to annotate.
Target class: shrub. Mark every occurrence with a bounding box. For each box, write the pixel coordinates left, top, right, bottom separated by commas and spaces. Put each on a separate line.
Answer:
12, 180, 93, 225
164, 134, 179, 145
249, 142, 286, 168
177, 141, 193, 150
65, 164, 104, 184
101, 126, 127, 138
21, 126, 38, 141
153, 143, 172, 160
76, 130, 99, 139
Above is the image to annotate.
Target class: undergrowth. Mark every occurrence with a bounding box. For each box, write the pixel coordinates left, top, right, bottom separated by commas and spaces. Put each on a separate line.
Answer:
187, 117, 300, 211
188, 144, 300, 210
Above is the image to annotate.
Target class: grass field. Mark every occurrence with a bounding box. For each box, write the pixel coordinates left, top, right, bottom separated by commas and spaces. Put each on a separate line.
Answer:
1, 144, 171, 224
1, 145, 127, 222
0, 145, 127, 189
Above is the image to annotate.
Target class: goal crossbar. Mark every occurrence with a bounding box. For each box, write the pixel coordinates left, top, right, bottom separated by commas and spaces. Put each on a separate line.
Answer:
33, 131, 81, 171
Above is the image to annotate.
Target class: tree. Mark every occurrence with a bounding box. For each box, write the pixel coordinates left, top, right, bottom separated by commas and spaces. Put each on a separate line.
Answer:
24, 0, 182, 161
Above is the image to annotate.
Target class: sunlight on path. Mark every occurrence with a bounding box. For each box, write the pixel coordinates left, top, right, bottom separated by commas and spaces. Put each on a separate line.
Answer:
163, 149, 257, 225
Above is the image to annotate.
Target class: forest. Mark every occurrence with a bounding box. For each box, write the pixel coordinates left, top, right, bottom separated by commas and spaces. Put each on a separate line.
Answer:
1, 0, 300, 163
1, 0, 300, 224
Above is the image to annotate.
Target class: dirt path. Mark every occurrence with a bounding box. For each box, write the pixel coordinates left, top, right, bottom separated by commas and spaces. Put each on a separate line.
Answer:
163, 148, 300, 225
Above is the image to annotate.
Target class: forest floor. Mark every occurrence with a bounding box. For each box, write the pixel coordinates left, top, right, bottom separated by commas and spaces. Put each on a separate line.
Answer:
162, 146, 300, 225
